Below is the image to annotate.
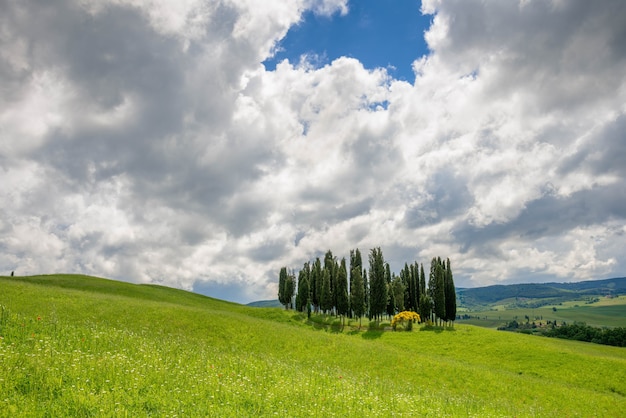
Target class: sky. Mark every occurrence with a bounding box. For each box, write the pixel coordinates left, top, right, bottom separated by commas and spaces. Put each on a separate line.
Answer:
1, 0, 625, 304
264, 0, 430, 81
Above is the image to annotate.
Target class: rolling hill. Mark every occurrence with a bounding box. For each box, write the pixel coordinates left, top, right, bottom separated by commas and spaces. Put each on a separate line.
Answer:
457, 277, 626, 308
1, 274, 625, 416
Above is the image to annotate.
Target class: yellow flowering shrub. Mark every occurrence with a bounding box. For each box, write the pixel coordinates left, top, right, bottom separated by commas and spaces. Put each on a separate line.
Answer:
391, 311, 421, 331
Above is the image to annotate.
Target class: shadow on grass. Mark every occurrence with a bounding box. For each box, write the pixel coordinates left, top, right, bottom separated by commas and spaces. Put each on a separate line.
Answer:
291, 313, 307, 321
360, 321, 386, 339
419, 324, 456, 333
304, 315, 348, 333
362, 330, 383, 340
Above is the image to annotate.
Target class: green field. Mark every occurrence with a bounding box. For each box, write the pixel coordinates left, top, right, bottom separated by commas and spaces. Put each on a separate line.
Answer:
458, 296, 626, 328
1, 275, 626, 417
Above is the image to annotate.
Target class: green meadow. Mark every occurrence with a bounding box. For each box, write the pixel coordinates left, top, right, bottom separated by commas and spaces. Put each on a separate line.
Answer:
1, 275, 626, 417
458, 296, 626, 328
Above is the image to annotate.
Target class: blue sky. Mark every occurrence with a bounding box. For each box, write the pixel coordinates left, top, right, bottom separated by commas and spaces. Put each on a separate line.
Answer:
265, 0, 431, 82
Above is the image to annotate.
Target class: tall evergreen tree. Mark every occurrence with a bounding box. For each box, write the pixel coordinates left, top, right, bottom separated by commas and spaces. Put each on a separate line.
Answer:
428, 257, 437, 300
391, 274, 405, 313
419, 263, 426, 299
296, 263, 310, 312
336, 258, 350, 324
419, 293, 433, 322
413, 262, 421, 312
286, 269, 296, 310
349, 249, 363, 290
444, 258, 457, 325
278, 266, 288, 309
363, 268, 369, 318
400, 263, 410, 311
368, 247, 388, 321
385, 263, 394, 318
433, 259, 446, 325
311, 257, 322, 313
324, 250, 336, 314
386, 282, 396, 318
350, 267, 366, 328
321, 268, 332, 315
349, 248, 362, 317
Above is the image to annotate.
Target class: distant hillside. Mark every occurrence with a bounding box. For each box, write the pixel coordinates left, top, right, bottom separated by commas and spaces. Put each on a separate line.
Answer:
247, 299, 282, 308
458, 277, 626, 308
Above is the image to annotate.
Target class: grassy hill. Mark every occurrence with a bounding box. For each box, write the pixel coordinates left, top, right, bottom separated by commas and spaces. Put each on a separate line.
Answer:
2, 274, 626, 416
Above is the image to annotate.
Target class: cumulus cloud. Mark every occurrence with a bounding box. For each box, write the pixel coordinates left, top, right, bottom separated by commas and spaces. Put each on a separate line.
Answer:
1, 0, 625, 303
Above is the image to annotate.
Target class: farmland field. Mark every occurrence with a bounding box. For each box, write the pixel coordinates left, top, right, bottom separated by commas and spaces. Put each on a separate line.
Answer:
1, 275, 626, 417
457, 296, 626, 328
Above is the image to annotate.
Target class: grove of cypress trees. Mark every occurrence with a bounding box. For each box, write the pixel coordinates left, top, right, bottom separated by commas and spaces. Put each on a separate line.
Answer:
278, 249, 456, 327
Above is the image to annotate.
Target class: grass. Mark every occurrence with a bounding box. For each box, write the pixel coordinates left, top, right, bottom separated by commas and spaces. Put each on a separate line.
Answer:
458, 296, 626, 328
2, 274, 626, 417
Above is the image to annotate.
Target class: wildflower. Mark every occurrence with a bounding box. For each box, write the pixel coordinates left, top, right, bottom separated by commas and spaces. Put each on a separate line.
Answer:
36, 316, 41, 321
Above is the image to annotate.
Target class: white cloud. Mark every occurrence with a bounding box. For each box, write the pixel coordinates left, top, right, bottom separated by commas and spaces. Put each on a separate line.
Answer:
1, 0, 625, 303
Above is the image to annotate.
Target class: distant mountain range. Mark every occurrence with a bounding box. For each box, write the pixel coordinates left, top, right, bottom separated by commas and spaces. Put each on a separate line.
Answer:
247, 299, 283, 308
248, 277, 626, 309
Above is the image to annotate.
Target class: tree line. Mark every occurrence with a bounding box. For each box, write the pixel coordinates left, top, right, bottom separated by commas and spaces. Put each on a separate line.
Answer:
544, 322, 626, 347
278, 247, 456, 326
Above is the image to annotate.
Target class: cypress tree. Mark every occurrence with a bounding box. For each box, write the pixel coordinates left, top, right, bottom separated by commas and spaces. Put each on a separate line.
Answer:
368, 247, 388, 321
386, 281, 396, 318
419, 293, 433, 323
404, 263, 411, 311
419, 263, 426, 299
391, 274, 405, 313
350, 267, 366, 328
324, 250, 336, 314
411, 261, 420, 312
278, 266, 288, 309
286, 270, 296, 310
444, 258, 457, 325
311, 258, 322, 313
336, 258, 350, 324
349, 249, 363, 290
321, 268, 332, 315
349, 248, 363, 318
363, 268, 369, 319
385, 263, 394, 318
296, 263, 310, 312
428, 257, 437, 300
433, 259, 446, 325
408, 263, 418, 312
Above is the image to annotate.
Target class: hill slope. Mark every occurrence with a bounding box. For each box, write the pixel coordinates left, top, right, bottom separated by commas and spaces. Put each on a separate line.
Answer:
1, 274, 625, 416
